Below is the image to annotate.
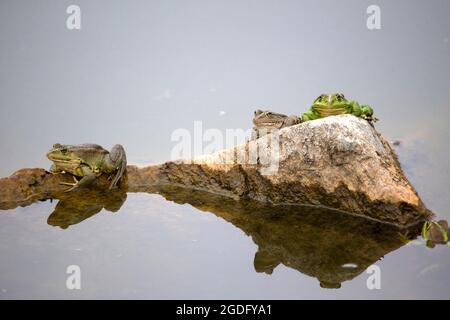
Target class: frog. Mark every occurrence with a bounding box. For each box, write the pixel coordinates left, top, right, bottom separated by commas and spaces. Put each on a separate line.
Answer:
251, 109, 301, 140
301, 93, 377, 123
47, 188, 127, 229
399, 219, 449, 249
47, 143, 127, 191
421, 220, 449, 248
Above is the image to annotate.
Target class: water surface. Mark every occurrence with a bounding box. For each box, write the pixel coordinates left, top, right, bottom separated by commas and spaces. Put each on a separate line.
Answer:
0, 183, 449, 299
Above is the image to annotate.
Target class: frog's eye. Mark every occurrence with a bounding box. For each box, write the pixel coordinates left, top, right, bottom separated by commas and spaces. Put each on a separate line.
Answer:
60, 148, 68, 155
336, 94, 345, 100
315, 95, 325, 102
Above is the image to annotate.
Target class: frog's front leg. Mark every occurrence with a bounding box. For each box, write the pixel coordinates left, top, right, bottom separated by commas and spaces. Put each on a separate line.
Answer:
106, 144, 127, 189
349, 101, 362, 117
360, 105, 378, 122
301, 108, 320, 122
283, 115, 301, 127
61, 166, 97, 192
251, 127, 259, 140
349, 102, 377, 122
49, 164, 63, 173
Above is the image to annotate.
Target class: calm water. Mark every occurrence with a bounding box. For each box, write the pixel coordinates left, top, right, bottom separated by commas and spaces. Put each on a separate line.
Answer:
0, 154, 449, 300
1, 0, 450, 299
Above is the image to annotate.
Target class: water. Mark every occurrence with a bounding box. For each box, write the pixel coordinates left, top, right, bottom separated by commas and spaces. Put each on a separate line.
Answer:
1, 0, 450, 299
0, 185, 449, 299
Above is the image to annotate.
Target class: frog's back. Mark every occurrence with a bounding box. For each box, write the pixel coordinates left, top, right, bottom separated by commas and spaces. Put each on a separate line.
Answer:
74, 144, 109, 166
78, 143, 107, 151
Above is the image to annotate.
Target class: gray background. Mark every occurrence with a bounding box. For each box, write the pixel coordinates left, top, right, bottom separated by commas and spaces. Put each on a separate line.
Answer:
1, 0, 449, 212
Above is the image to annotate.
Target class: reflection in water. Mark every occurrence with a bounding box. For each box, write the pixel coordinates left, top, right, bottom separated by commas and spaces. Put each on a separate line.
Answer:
46, 189, 127, 229
149, 186, 422, 289
11, 185, 447, 288
421, 220, 449, 248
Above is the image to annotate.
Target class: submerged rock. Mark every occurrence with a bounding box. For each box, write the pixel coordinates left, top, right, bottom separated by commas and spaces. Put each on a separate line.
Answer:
0, 115, 432, 226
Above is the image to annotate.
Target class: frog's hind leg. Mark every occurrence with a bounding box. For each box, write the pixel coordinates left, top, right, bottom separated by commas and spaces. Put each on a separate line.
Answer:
62, 172, 97, 192
108, 144, 127, 189
61, 166, 97, 192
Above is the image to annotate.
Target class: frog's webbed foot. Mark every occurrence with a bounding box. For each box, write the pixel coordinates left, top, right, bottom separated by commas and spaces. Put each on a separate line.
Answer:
61, 173, 96, 192
108, 144, 127, 190
360, 105, 378, 123
362, 114, 378, 123
60, 176, 80, 192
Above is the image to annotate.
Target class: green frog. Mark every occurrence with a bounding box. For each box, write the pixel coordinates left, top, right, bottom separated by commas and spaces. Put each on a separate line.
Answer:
301, 93, 377, 122
399, 219, 449, 249
421, 220, 449, 248
251, 109, 301, 140
47, 143, 127, 191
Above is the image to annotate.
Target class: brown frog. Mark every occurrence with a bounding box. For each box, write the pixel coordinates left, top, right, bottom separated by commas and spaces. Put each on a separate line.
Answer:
251, 109, 301, 140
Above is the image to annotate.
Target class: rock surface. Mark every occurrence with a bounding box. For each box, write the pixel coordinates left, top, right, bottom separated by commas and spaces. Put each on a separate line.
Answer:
0, 115, 432, 226
161, 115, 432, 225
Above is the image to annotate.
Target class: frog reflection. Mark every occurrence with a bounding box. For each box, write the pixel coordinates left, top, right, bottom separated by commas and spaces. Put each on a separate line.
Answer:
422, 220, 449, 248
149, 185, 421, 289
47, 189, 127, 229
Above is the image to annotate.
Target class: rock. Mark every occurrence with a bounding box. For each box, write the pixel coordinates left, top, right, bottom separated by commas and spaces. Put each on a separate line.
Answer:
0, 115, 432, 226
162, 115, 432, 226
0, 168, 56, 209
0, 168, 124, 210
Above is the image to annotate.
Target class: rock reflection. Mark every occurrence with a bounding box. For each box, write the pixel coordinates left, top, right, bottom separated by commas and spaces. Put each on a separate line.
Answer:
46, 189, 127, 229
3, 184, 444, 288
146, 185, 423, 288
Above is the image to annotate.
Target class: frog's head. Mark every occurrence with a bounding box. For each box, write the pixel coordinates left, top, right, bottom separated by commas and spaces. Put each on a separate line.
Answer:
253, 109, 288, 126
46, 143, 83, 166
313, 93, 349, 109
